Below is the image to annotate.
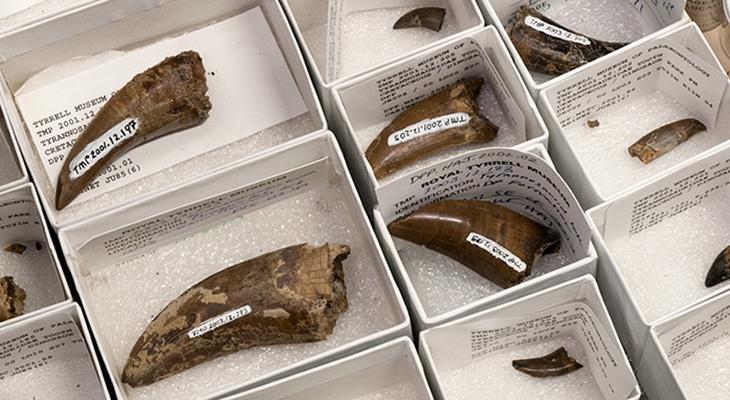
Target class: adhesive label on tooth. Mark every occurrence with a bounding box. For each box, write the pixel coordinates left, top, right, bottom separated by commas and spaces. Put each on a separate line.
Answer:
68, 117, 140, 180
524, 15, 590, 46
466, 232, 527, 273
187, 304, 252, 339
387, 112, 471, 146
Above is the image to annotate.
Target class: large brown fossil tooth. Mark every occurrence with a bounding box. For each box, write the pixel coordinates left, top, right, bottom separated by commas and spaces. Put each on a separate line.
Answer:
705, 245, 730, 287
506, 6, 628, 76
365, 78, 498, 179
388, 200, 560, 288
393, 7, 446, 32
628, 118, 706, 164
512, 347, 583, 378
122, 243, 349, 387
55, 50, 212, 210
0, 276, 26, 322
4, 243, 27, 254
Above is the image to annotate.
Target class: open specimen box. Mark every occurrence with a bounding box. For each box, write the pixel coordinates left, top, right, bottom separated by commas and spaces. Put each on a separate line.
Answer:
372, 143, 597, 331
0, 106, 27, 192
227, 337, 432, 400
477, 0, 688, 97
331, 26, 548, 208
419, 275, 641, 400
281, 0, 484, 115
0, 0, 325, 228
58, 131, 410, 400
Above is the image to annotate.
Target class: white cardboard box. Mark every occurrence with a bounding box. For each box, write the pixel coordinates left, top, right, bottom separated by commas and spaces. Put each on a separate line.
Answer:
478, 0, 689, 98
225, 337, 433, 400
419, 275, 641, 400
280, 0, 485, 116
331, 25, 548, 209
0, 106, 27, 192
58, 130, 410, 400
372, 143, 598, 331
0, 0, 326, 229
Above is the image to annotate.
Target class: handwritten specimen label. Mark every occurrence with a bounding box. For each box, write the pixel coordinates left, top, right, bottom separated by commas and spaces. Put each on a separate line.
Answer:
524, 15, 590, 46
466, 232, 527, 272
387, 112, 471, 146
68, 117, 139, 180
187, 305, 253, 339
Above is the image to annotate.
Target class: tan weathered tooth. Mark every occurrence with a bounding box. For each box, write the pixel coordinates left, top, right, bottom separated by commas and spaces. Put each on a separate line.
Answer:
122, 243, 350, 387
365, 78, 498, 179
55, 50, 212, 210
388, 200, 560, 288
0, 276, 26, 322
393, 7, 446, 32
628, 118, 706, 164
705, 245, 730, 287
4, 243, 27, 254
512, 347, 583, 378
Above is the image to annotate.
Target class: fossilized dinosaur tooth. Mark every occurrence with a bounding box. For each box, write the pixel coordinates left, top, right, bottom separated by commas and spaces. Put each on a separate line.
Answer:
512, 347, 583, 378
0, 276, 26, 322
122, 243, 349, 387
628, 118, 706, 164
388, 199, 561, 288
365, 78, 498, 179
4, 243, 26, 254
705, 245, 730, 287
55, 50, 212, 210
393, 7, 446, 32
506, 6, 628, 76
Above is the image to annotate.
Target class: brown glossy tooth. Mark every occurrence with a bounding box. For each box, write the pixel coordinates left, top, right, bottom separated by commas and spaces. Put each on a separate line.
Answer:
4, 243, 26, 254
365, 78, 498, 179
705, 245, 730, 287
587, 119, 599, 128
55, 50, 212, 210
393, 7, 446, 32
388, 200, 560, 288
122, 243, 349, 387
507, 6, 628, 76
512, 347, 583, 378
628, 118, 706, 164
0, 276, 26, 322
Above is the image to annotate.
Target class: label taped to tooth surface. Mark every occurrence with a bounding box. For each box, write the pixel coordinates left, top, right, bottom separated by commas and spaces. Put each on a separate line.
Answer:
466, 232, 527, 273
387, 112, 471, 146
524, 15, 590, 46
68, 117, 139, 180
187, 304, 252, 339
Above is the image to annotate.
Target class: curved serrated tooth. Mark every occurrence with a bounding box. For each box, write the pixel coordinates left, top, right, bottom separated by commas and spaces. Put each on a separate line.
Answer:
121, 243, 350, 387
512, 347, 583, 378
55, 50, 212, 210
507, 6, 628, 76
365, 78, 498, 179
393, 7, 446, 32
0, 276, 26, 322
628, 118, 706, 164
705, 245, 730, 288
388, 200, 560, 288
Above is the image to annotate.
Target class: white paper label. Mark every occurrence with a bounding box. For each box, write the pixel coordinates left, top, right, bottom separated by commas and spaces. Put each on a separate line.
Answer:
524, 15, 590, 46
188, 305, 252, 339
387, 113, 470, 146
68, 117, 138, 180
466, 232, 527, 272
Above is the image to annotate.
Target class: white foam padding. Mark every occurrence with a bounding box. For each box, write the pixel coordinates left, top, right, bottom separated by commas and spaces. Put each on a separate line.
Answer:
0, 357, 103, 399
351, 381, 420, 400
673, 333, 730, 399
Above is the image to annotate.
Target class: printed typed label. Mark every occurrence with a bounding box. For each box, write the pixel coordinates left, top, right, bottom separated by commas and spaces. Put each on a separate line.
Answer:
387, 113, 471, 146
187, 305, 252, 339
68, 118, 139, 180
466, 232, 527, 273
524, 15, 590, 46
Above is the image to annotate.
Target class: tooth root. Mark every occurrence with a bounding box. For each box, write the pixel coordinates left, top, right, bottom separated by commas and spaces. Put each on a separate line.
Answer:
388, 200, 561, 288
121, 243, 350, 387
0, 276, 26, 322
628, 118, 706, 164
507, 6, 628, 76
55, 50, 212, 210
365, 78, 498, 180
705, 246, 730, 288
512, 347, 583, 378
393, 7, 446, 32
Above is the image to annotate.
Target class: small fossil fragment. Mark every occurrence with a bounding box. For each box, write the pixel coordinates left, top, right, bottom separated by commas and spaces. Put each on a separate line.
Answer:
705, 245, 730, 287
366, 78, 498, 179
512, 347, 583, 377
122, 243, 349, 387
393, 7, 446, 32
507, 6, 628, 75
55, 50, 212, 210
388, 200, 560, 288
0, 276, 26, 322
35, 241, 42, 251
587, 119, 599, 128
4, 243, 27, 254
628, 118, 706, 164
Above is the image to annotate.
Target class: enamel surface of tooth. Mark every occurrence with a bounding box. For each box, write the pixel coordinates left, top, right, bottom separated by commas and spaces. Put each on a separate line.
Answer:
628, 118, 707, 164
512, 347, 583, 378
393, 7, 446, 32
705, 245, 730, 288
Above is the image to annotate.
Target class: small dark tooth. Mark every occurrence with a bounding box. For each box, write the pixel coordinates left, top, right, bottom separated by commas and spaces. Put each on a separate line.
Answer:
512, 347, 583, 378
393, 7, 446, 32
705, 245, 730, 288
